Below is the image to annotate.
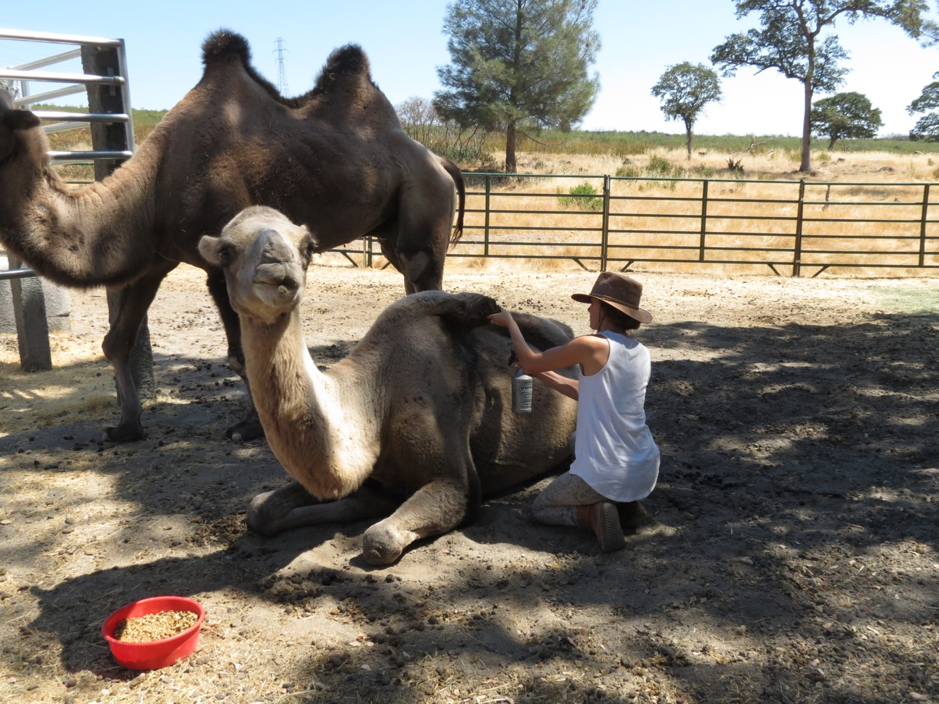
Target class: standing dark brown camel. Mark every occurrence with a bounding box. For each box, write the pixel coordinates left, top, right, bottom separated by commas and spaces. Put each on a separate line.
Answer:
0, 30, 465, 442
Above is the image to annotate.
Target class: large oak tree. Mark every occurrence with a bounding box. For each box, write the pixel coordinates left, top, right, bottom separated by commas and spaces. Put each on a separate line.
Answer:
434, 0, 600, 173
711, 0, 938, 172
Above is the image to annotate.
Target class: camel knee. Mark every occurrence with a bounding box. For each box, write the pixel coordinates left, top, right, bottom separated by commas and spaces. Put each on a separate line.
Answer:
101, 329, 130, 364
228, 355, 247, 380
398, 249, 441, 293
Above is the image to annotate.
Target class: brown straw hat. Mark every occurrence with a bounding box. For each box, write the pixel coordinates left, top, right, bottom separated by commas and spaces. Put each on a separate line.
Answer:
571, 272, 653, 324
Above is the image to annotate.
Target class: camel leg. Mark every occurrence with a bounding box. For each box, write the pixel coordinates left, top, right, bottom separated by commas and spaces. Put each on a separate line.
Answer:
363, 475, 474, 566
101, 259, 177, 442
205, 268, 264, 442
247, 480, 400, 537
380, 175, 454, 293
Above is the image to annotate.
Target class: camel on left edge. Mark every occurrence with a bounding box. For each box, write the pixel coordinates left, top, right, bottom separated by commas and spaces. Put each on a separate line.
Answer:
0, 29, 465, 443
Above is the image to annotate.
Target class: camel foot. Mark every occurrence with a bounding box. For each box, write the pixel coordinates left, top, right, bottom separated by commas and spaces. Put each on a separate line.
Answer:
362, 522, 418, 566
225, 417, 265, 443
103, 419, 146, 443
247, 490, 282, 536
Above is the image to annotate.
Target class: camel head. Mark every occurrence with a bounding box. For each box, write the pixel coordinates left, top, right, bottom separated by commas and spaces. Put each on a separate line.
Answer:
0, 89, 43, 164
199, 206, 316, 324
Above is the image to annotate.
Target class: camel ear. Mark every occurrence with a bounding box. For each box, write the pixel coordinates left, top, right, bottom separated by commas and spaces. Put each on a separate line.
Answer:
198, 236, 222, 267
3, 109, 41, 131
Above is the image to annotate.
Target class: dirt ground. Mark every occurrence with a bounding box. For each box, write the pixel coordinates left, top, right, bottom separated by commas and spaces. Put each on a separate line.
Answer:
0, 262, 937, 704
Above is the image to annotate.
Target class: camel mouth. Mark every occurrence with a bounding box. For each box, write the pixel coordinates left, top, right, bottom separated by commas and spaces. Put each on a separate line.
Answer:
253, 262, 301, 292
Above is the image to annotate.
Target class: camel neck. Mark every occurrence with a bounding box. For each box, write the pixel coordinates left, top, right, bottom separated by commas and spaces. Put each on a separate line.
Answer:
241, 308, 379, 500
0, 135, 159, 289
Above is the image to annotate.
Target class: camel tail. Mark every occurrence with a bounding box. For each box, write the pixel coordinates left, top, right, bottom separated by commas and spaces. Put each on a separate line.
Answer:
441, 158, 465, 249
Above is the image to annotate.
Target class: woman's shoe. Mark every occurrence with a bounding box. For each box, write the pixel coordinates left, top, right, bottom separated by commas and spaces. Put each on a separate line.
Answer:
576, 502, 626, 552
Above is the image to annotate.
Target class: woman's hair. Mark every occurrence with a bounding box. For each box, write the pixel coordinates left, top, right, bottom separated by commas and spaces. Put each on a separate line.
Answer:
599, 301, 641, 331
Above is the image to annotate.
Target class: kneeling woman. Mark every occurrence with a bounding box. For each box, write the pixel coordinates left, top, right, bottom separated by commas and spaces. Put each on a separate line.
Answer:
488, 272, 660, 552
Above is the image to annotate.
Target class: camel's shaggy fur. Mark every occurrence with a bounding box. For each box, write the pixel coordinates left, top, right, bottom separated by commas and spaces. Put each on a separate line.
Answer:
0, 30, 464, 442
198, 206, 578, 565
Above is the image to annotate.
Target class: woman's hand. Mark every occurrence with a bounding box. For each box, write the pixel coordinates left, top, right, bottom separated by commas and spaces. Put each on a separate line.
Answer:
488, 310, 513, 327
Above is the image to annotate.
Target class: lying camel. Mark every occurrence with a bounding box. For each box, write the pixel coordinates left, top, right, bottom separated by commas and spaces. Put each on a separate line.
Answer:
0, 30, 464, 442
198, 206, 578, 565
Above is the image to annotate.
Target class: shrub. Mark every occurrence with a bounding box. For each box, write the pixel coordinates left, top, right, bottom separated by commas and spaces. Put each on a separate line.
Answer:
647, 155, 683, 177
615, 164, 642, 178
558, 182, 604, 211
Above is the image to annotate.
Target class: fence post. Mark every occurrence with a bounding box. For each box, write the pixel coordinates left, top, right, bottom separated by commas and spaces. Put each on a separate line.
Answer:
8, 254, 52, 372
484, 175, 491, 258
81, 44, 154, 401
920, 183, 930, 268
600, 175, 611, 271
698, 179, 709, 262
793, 179, 805, 277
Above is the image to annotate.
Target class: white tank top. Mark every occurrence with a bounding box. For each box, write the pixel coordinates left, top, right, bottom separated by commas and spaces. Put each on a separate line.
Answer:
570, 331, 660, 502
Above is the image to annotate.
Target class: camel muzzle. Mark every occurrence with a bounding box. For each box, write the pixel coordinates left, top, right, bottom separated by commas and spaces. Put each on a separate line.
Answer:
253, 261, 300, 292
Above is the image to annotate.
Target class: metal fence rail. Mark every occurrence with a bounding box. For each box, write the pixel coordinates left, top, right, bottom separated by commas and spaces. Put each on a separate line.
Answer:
409, 173, 939, 277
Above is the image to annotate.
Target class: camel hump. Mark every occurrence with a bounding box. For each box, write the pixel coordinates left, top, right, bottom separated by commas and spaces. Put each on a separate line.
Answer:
313, 44, 373, 94
376, 291, 500, 332
201, 29, 252, 67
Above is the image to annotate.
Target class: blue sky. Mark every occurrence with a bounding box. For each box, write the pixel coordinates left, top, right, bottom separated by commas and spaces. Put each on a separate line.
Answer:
1, 0, 937, 138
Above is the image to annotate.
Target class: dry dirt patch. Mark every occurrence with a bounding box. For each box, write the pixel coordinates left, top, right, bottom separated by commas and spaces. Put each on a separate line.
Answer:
1, 265, 937, 704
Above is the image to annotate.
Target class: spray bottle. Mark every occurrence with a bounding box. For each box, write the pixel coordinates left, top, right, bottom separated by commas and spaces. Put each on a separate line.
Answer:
508, 347, 533, 414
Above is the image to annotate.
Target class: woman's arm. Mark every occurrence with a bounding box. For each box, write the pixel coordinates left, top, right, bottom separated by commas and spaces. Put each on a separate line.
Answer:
488, 310, 608, 375
532, 370, 579, 400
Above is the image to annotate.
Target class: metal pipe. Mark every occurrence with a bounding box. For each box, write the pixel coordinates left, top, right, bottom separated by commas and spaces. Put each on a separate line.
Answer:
49, 150, 134, 163
920, 183, 930, 268
0, 268, 37, 281
34, 110, 130, 123
13, 85, 84, 106
11, 48, 81, 71
0, 28, 122, 46
0, 68, 124, 85
793, 180, 805, 277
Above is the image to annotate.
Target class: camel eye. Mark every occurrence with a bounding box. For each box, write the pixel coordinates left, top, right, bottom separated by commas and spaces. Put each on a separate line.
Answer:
301, 236, 315, 260
217, 245, 234, 266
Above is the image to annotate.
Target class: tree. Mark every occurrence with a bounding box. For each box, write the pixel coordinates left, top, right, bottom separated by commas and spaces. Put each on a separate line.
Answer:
711, 0, 938, 172
908, 72, 939, 141
651, 63, 722, 159
396, 96, 494, 163
810, 91, 882, 148
434, 0, 600, 173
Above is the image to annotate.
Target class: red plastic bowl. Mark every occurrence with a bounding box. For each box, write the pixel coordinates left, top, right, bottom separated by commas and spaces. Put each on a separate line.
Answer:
101, 596, 206, 670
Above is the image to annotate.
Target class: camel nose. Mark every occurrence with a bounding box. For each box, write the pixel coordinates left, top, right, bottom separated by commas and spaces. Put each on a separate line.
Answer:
254, 262, 299, 291
253, 230, 301, 290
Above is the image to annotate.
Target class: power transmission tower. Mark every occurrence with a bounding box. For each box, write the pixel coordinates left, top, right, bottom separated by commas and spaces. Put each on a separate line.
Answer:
274, 37, 289, 95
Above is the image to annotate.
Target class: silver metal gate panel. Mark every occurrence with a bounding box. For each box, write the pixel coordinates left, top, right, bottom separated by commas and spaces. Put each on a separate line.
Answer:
0, 28, 136, 370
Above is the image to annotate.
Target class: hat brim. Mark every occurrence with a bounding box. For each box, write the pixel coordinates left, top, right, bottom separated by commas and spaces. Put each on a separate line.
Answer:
572, 293, 653, 324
